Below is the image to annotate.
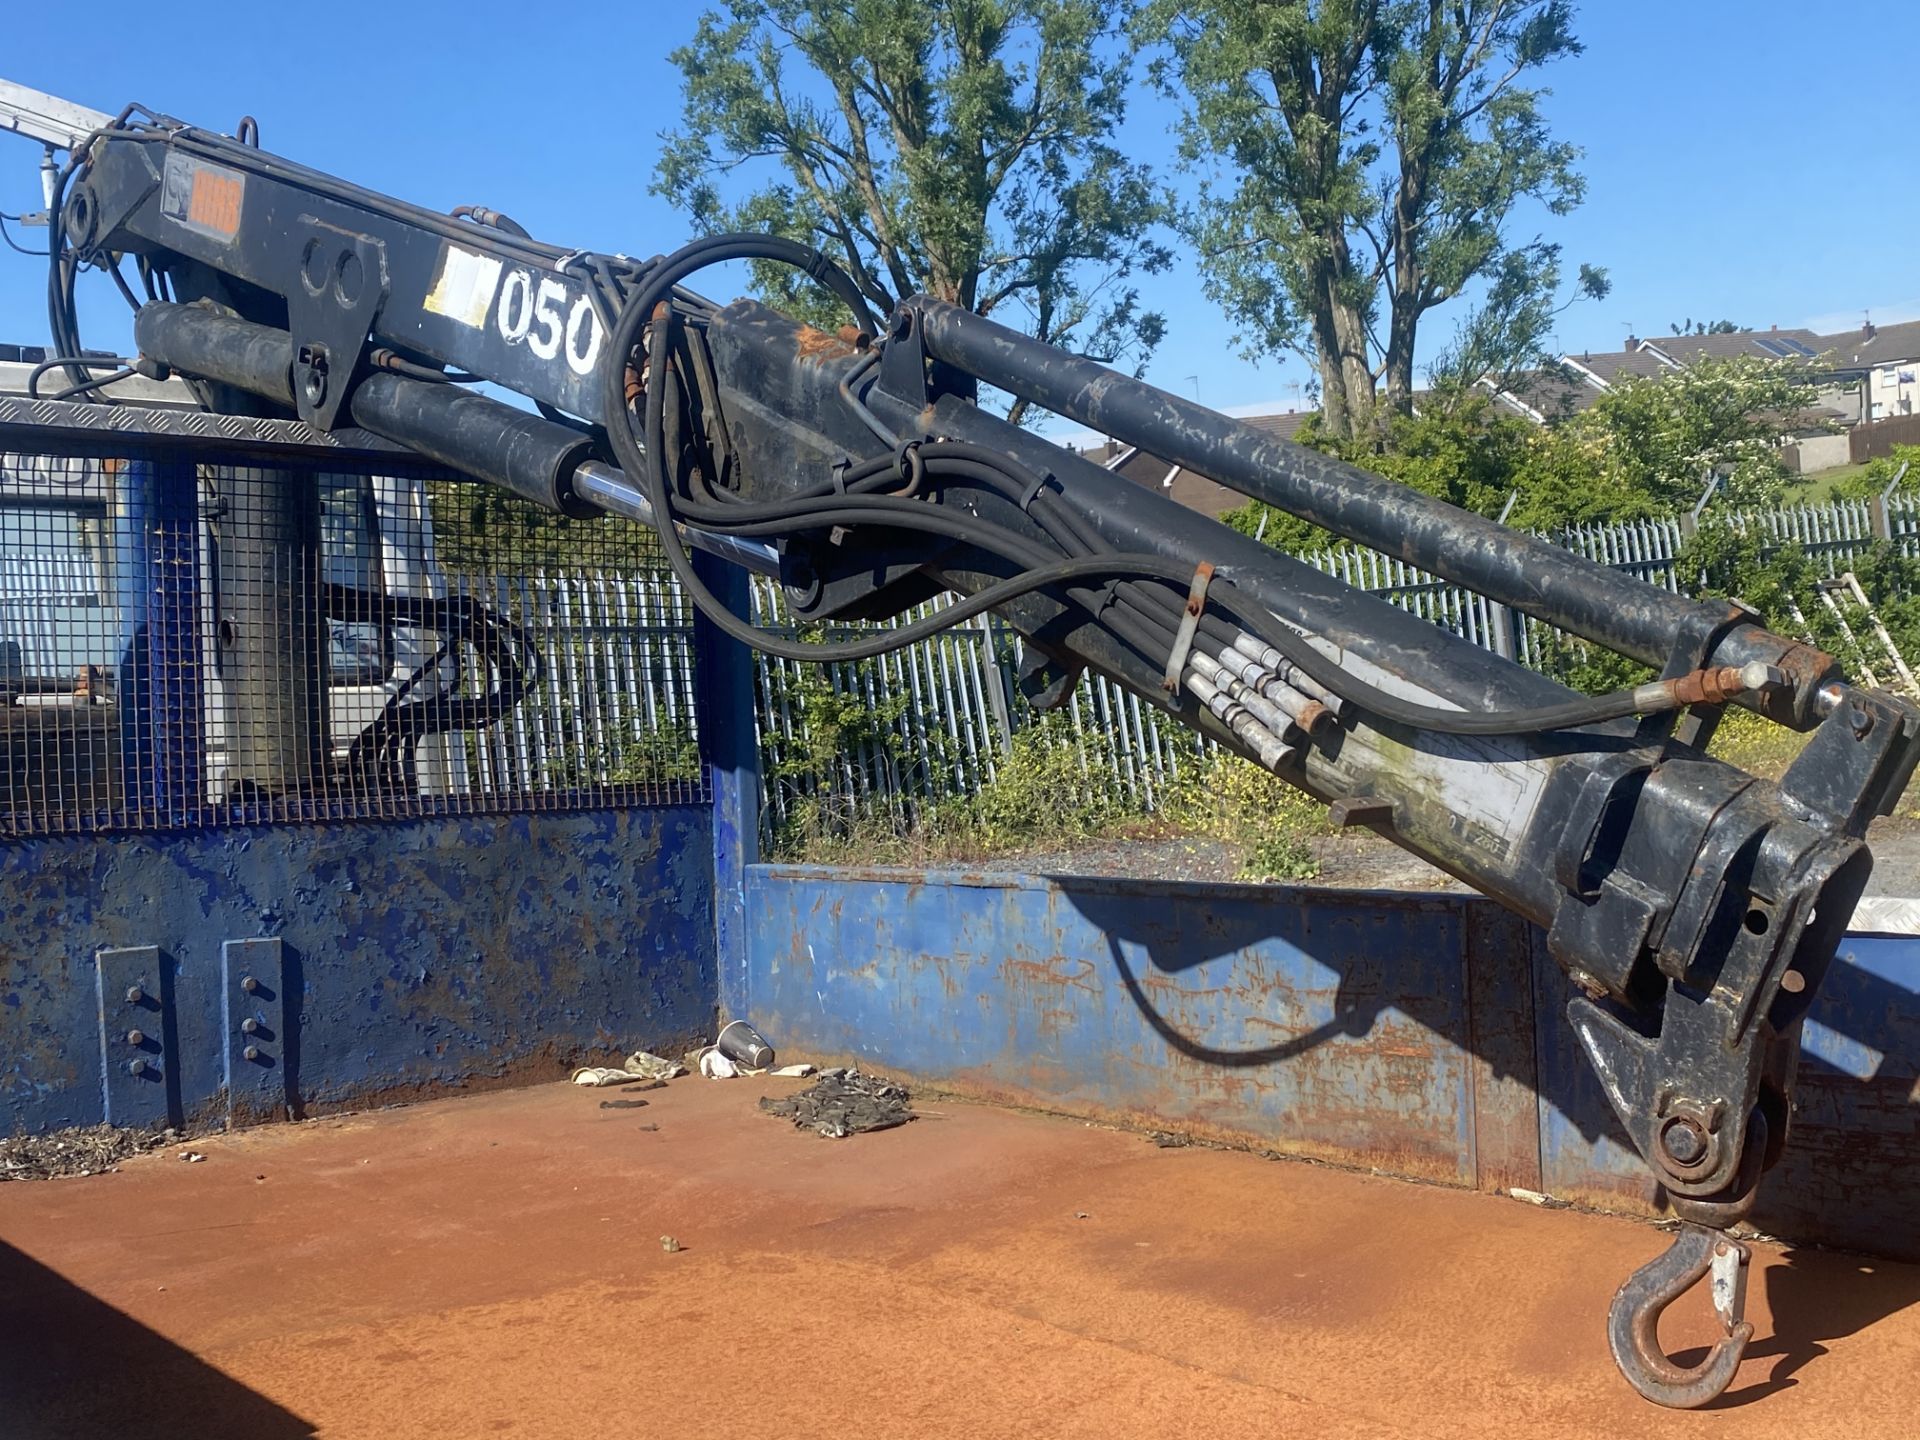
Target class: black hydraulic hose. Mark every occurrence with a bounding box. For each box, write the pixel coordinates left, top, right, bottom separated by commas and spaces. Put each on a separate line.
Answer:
45, 366, 136, 402
624, 308, 1206, 664
613, 296, 1697, 733
0, 213, 47, 256
26, 354, 133, 399
598, 235, 876, 433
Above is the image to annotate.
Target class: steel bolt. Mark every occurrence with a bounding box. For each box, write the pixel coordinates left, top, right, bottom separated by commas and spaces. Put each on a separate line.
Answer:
125, 1029, 146, 1047
240, 1018, 260, 1035
242, 1045, 261, 1062
128, 1057, 149, 1077
1660, 1115, 1710, 1169
125, 984, 145, 1005
1780, 970, 1807, 994
240, 975, 259, 994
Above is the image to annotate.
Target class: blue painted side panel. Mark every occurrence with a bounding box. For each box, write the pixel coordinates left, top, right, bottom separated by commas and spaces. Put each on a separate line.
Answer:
746, 866, 1481, 1183
744, 864, 1920, 1259
1, 807, 715, 1135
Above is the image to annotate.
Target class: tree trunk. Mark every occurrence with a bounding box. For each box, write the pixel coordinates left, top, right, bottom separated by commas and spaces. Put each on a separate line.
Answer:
1308, 263, 1352, 440
1333, 298, 1377, 434
1309, 231, 1376, 440
1383, 295, 1418, 416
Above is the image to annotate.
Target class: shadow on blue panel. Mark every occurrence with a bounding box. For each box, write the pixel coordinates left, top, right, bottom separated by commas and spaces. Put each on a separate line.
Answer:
1064, 882, 1441, 1069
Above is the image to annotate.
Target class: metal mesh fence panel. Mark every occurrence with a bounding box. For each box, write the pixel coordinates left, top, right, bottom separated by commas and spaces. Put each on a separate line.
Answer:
748, 577, 1202, 847
0, 435, 703, 836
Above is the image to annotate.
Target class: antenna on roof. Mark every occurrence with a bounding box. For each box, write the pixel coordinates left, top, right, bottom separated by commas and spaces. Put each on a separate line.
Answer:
1183, 375, 1200, 403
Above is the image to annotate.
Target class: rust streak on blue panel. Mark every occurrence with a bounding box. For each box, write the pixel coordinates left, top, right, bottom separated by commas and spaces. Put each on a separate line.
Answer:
746, 863, 1920, 1262
746, 864, 1478, 1185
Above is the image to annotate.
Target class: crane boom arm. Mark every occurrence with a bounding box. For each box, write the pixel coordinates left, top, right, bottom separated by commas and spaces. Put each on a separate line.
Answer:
9, 83, 1916, 1408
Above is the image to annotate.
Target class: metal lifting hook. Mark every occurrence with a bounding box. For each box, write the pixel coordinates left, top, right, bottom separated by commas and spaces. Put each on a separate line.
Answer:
1608, 1224, 1754, 1409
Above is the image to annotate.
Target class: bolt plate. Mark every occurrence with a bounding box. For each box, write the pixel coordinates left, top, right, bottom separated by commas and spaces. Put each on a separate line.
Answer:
95, 946, 174, 1129
222, 937, 285, 1121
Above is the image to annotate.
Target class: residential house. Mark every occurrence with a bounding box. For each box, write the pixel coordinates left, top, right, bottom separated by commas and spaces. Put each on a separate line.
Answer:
1815, 319, 1920, 425
1486, 325, 1862, 473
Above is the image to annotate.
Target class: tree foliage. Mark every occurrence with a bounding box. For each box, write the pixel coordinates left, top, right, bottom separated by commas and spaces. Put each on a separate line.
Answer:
1552, 355, 1821, 519
1148, 0, 1598, 439
654, 0, 1173, 421
1834, 444, 1920, 500
1222, 353, 1824, 545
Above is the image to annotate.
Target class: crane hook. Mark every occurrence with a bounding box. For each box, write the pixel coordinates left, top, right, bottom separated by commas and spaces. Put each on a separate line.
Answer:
1608, 1223, 1754, 1408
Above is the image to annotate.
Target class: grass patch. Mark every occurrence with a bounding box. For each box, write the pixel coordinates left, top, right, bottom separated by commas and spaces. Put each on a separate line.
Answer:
1786, 461, 1871, 505
768, 730, 1335, 881
1704, 707, 1808, 782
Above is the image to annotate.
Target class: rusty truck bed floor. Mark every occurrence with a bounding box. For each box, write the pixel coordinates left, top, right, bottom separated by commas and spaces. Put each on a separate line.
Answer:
2, 1079, 1916, 1439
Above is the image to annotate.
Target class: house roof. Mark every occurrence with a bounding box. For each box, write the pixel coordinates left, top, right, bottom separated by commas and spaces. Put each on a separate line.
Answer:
1232, 412, 1317, 445
1640, 329, 1827, 365
1484, 365, 1602, 423
1560, 348, 1669, 385
1816, 319, 1920, 371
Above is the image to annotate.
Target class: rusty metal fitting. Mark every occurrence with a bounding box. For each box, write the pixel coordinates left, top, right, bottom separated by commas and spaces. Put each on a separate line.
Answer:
1657, 1115, 1710, 1172
1652, 1094, 1726, 1181
1294, 700, 1332, 735
1641, 661, 1786, 711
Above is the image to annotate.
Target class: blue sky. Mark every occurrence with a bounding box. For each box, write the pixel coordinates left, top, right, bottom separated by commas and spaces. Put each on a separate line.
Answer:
3, 2, 1916, 434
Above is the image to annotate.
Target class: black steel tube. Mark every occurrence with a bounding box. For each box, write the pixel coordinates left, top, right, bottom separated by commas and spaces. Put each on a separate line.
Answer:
349, 373, 597, 517
134, 301, 294, 406
910, 300, 1839, 725
135, 303, 598, 516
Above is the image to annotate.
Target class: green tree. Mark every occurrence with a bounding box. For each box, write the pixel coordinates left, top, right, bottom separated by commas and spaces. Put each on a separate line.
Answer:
1834, 444, 1920, 500
1149, 0, 1594, 439
654, 0, 1172, 422
1551, 354, 1821, 518
1670, 318, 1747, 336
1223, 353, 1828, 546
1220, 390, 1536, 551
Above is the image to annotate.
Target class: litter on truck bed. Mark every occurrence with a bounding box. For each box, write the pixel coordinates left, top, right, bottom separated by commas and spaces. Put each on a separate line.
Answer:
694, 1019, 781, 1079
758, 1067, 916, 1139
0, 1123, 170, 1181
572, 1050, 687, 1088
571, 1066, 658, 1088
623, 1051, 685, 1083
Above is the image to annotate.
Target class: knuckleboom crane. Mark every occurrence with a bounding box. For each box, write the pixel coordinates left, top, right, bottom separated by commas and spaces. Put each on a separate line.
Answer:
4, 80, 1915, 1408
